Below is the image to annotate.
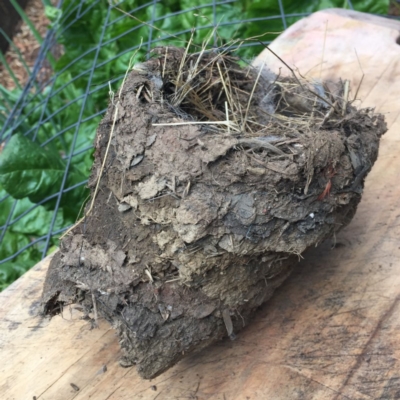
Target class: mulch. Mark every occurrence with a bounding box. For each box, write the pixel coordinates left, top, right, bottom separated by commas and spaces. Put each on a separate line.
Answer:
0, 0, 50, 90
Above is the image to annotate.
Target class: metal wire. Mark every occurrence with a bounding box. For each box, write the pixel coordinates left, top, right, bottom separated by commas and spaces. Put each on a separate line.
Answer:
0, 0, 389, 274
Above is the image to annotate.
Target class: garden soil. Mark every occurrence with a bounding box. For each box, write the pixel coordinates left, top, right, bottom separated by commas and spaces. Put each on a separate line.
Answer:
41, 47, 386, 379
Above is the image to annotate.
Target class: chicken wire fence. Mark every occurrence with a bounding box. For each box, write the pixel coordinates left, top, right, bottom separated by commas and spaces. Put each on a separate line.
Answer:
0, 0, 391, 285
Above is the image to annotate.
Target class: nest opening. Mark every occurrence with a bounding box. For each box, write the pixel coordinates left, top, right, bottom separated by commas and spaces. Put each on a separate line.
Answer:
136, 46, 346, 138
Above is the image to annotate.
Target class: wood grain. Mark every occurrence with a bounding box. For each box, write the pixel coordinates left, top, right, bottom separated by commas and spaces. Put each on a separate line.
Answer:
2, 9, 400, 400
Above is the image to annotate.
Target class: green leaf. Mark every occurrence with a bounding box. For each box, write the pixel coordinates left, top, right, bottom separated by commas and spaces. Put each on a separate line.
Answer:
352, 0, 389, 14
11, 200, 65, 237
0, 187, 65, 236
0, 185, 63, 289
45, 5, 62, 24
0, 134, 64, 201
0, 230, 41, 290
0, 133, 88, 217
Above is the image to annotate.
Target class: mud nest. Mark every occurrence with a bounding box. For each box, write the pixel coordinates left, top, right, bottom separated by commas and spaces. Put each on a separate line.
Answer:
42, 46, 386, 379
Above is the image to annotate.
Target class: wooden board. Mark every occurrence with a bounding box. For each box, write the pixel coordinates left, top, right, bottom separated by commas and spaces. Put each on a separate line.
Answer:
2, 9, 400, 399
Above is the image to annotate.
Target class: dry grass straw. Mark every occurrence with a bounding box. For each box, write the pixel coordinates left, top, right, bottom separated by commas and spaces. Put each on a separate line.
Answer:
150, 34, 351, 158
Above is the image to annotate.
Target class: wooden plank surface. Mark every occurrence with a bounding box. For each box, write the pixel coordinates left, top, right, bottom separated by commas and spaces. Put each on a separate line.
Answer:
2, 8, 400, 400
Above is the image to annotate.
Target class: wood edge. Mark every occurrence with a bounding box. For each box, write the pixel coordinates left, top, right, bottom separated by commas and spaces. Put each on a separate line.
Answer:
318, 8, 400, 31
254, 8, 400, 68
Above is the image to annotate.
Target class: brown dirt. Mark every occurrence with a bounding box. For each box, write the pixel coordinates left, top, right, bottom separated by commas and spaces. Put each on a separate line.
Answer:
41, 46, 386, 379
0, 0, 53, 90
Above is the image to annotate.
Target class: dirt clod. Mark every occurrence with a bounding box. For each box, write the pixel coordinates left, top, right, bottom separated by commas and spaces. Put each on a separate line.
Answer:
41, 46, 386, 379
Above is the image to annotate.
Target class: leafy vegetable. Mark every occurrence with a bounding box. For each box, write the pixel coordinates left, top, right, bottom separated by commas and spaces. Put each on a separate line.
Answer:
0, 230, 41, 291
0, 186, 64, 289
0, 133, 88, 216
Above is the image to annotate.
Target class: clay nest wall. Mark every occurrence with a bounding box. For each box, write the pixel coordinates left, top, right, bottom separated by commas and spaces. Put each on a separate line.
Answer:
42, 46, 387, 379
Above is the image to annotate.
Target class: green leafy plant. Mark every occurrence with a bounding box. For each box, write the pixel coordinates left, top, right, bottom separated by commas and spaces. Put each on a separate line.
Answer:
0, 0, 389, 289
0, 133, 88, 214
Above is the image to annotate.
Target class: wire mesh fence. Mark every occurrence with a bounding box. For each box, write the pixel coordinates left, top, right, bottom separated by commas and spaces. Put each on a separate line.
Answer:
0, 0, 393, 288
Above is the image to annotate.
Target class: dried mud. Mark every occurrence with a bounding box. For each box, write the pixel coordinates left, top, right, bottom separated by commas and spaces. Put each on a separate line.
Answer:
42, 47, 386, 379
